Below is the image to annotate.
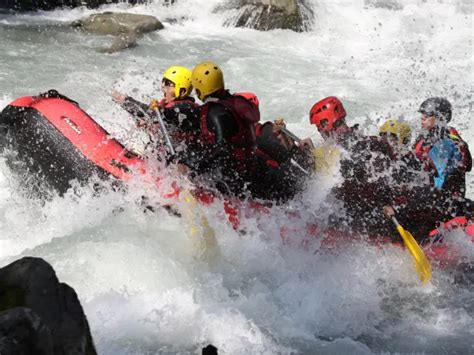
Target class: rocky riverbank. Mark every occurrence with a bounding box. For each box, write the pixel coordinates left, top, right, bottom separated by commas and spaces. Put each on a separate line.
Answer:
0, 257, 96, 354
1, 0, 314, 32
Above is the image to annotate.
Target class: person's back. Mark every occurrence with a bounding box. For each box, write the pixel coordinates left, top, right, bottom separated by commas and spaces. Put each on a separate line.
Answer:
253, 120, 313, 202
337, 134, 396, 235
189, 62, 260, 197
309, 97, 396, 236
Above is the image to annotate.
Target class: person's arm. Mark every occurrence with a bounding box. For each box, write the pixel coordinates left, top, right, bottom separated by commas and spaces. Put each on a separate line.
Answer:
112, 90, 151, 127
457, 140, 472, 172
121, 96, 150, 119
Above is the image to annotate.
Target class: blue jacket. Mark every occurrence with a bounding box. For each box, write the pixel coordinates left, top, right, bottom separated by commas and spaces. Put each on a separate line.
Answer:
428, 137, 463, 189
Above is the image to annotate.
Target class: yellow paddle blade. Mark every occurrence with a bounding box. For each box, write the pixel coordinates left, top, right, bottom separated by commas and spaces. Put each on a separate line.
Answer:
396, 224, 432, 285
312, 144, 341, 176
181, 191, 218, 260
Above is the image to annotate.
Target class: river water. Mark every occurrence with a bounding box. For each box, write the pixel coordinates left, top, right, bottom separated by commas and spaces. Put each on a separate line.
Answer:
0, 0, 473, 353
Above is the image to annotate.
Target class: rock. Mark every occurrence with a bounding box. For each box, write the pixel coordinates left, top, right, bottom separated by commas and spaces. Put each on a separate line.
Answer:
101, 32, 139, 54
0, 0, 146, 12
217, 0, 314, 32
72, 12, 163, 53
0, 307, 54, 354
72, 12, 164, 36
0, 257, 96, 355
202, 344, 218, 354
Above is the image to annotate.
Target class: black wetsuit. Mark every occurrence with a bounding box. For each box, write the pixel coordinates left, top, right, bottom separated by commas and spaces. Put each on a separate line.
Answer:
182, 90, 258, 197
333, 133, 396, 236
254, 121, 313, 202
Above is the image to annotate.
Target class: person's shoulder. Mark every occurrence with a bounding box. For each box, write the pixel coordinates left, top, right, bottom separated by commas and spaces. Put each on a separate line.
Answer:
173, 97, 198, 107
446, 126, 468, 144
206, 101, 232, 119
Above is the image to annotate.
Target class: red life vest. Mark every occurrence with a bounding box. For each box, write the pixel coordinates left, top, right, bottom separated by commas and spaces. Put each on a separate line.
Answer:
415, 126, 471, 174
254, 122, 282, 169
199, 94, 260, 169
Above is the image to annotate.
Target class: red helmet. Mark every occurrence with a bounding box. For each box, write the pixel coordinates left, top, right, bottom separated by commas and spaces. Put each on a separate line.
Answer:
236, 92, 260, 108
309, 96, 346, 132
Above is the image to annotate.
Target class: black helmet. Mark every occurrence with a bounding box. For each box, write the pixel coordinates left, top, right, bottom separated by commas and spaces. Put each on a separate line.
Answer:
418, 97, 452, 123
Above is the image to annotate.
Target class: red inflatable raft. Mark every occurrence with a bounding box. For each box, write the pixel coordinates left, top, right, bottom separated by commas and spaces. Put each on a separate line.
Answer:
0, 90, 472, 270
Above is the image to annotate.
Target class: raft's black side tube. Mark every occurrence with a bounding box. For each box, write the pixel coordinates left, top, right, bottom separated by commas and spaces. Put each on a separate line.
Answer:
0, 105, 109, 195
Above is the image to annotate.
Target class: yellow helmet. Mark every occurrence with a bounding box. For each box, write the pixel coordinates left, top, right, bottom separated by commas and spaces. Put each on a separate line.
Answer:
191, 61, 224, 100
379, 119, 412, 145
162, 65, 193, 98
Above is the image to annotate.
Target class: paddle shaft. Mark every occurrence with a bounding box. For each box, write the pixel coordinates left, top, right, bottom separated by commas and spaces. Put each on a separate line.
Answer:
391, 216, 400, 227
153, 107, 176, 156
279, 126, 302, 143
277, 126, 311, 176
290, 158, 311, 176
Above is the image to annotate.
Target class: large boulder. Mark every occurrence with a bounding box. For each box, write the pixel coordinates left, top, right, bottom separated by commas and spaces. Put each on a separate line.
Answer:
0, 257, 96, 355
218, 0, 314, 32
0, 307, 55, 354
72, 12, 164, 53
0, 0, 146, 12
72, 12, 164, 36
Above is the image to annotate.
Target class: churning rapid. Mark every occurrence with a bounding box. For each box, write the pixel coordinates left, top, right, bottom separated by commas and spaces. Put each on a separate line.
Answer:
0, 0, 473, 353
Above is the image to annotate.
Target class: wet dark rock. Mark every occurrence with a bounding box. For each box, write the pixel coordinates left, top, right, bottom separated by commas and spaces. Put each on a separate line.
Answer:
0, 0, 147, 12
0, 307, 54, 354
217, 0, 314, 32
202, 344, 218, 355
0, 257, 96, 355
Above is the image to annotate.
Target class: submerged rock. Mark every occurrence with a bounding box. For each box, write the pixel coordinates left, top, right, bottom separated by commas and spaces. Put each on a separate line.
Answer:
72, 12, 163, 53
102, 32, 139, 53
218, 0, 314, 32
0, 257, 96, 355
72, 12, 164, 36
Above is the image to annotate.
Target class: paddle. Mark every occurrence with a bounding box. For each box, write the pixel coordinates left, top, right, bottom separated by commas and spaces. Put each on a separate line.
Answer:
149, 100, 176, 157
279, 125, 302, 143
384, 206, 432, 285
150, 102, 218, 259
276, 125, 311, 176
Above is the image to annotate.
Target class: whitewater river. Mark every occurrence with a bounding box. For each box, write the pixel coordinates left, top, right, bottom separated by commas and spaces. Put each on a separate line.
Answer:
0, 0, 473, 353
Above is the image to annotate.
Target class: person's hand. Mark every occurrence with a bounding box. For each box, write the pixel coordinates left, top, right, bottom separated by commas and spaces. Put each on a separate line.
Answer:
111, 90, 126, 104
300, 138, 315, 150
383, 205, 396, 217
274, 117, 286, 129
177, 163, 189, 175
149, 99, 160, 111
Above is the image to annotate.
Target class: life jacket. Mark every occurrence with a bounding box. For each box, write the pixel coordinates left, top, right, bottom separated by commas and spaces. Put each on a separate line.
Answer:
199, 93, 260, 169
255, 123, 280, 168
414, 127, 471, 192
